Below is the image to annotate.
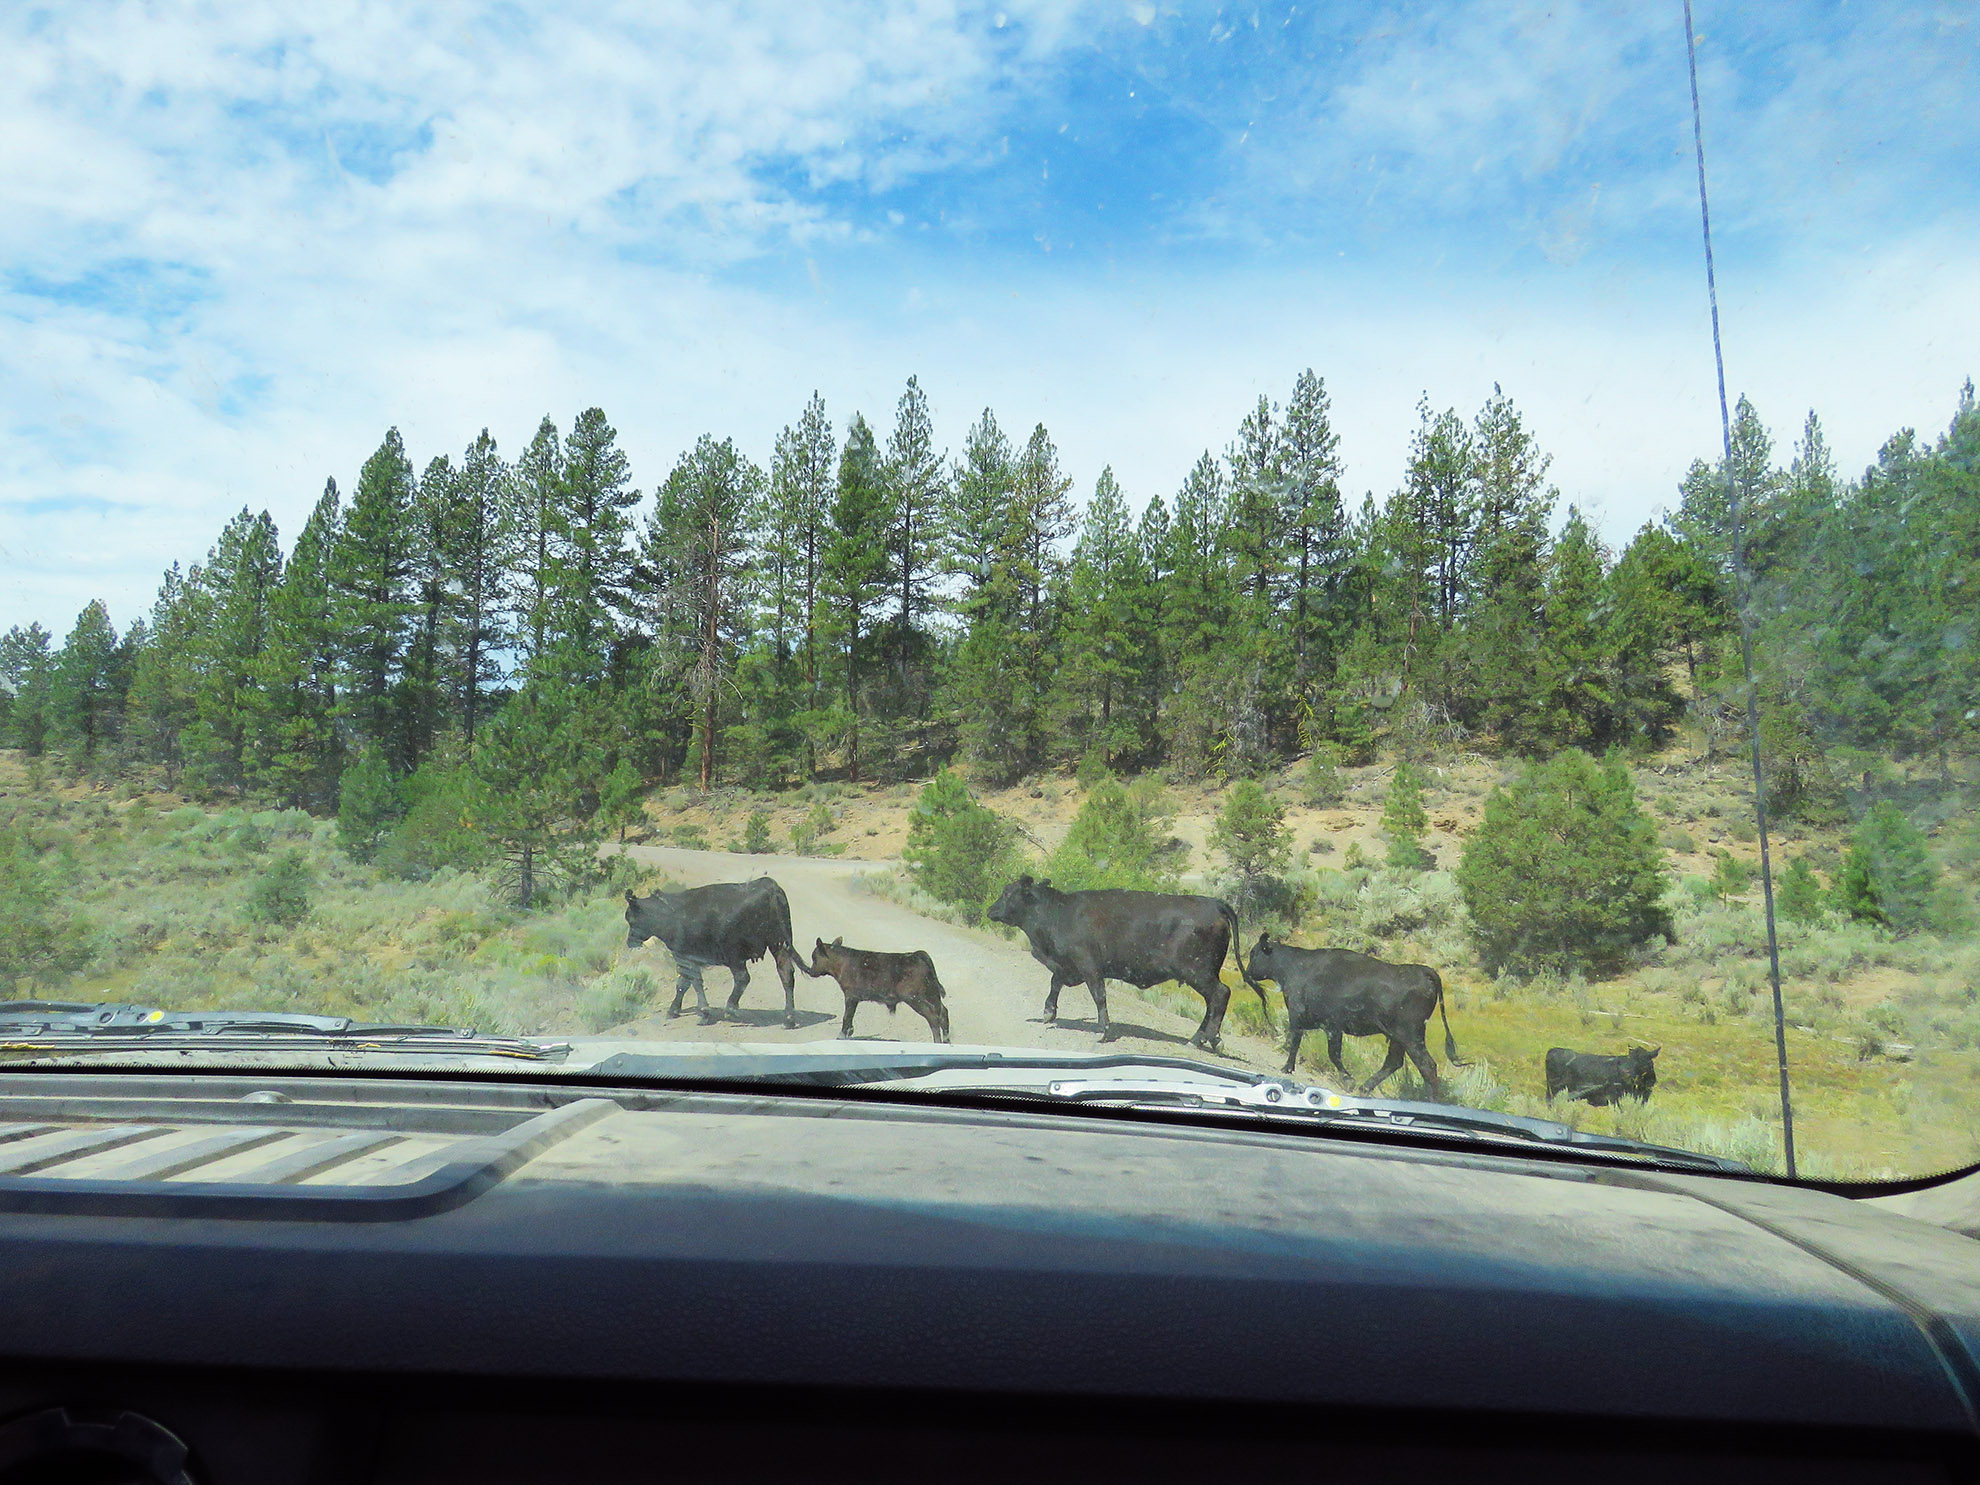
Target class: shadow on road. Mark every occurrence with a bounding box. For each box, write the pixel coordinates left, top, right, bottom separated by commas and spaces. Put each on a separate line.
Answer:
1040, 1015, 1198, 1049
665, 1006, 839, 1030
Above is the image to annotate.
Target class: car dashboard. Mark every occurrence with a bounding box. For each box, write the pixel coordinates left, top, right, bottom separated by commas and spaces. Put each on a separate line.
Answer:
0, 1067, 1973, 1483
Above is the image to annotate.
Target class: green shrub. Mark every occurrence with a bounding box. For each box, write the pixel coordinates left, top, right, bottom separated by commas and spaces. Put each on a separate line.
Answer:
1301, 745, 1345, 807
1709, 849, 1753, 903
1046, 777, 1174, 891
244, 849, 314, 927
579, 964, 658, 1032
1660, 828, 1696, 854
1209, 779, 1292, 917
901, 769, 1022, 923
670, 823, 710, 850
1456, 749, 1672, 976
1382, 761, 1429, 870
790, 799, 834, 854
740, 810, 773, 854
1778, 857, 1825, 924
1075, 751, 1112, 791
378, 765, 489, 881
1835, 801, 1938, 934
0, 823, 91, 990
336, 750, 402, 862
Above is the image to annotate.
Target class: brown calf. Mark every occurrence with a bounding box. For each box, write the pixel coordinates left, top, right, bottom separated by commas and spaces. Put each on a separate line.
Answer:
804, 937, 951, 1043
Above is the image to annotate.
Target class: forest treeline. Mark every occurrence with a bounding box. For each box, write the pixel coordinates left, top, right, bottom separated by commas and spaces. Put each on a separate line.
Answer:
3, 371, 1976, 890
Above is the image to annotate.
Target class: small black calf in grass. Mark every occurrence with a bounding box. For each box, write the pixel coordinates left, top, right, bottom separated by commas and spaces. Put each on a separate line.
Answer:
1244, 933, 1465, 1097
804, 937, 951, 1043
1545, 1046, 1659, 1106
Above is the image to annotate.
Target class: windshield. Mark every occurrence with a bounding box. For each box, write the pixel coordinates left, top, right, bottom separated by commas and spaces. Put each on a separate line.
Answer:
2, 4, 1974, 1184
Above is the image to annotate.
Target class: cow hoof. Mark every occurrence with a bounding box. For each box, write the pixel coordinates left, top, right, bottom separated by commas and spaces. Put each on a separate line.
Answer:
783, 1016, 799, 1030
697, 1013, 718, 1026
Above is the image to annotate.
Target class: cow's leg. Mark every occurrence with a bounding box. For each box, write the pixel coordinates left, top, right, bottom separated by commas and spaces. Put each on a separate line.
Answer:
1403, 1033, 1444, 1101
924, 999, 950, 1044
1042, 976, 1066, 1024
775, 946, 799, 1029
1088, 977, 1113, 1041
1360, 1036, 1408, 1094
1283, 1026, 1305, 1075
725, 961, 751, 1017
668, 970, 692, 1019
1327, 1032, 1352, 1081
841, 997, 858, 1038
688, 967, 715, 1023
1190, 976, 1231, 1052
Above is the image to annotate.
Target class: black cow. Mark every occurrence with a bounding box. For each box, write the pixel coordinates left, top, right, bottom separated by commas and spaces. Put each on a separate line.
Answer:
804, 937, 951, 1043
986, 876, 1271, 1052
1545, 1046, 1659, 1106
1245, 933, 1465, 1096
623, 877, 802, 1027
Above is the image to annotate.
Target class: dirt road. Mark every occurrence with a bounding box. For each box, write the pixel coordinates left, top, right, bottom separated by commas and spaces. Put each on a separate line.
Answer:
610, 844, 1282, 1070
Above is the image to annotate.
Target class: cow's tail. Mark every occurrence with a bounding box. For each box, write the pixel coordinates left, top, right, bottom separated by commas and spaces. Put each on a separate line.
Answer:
1217, 901, 1275, 1035
768, 880, 817, 977
1430, 968, 1468, 1067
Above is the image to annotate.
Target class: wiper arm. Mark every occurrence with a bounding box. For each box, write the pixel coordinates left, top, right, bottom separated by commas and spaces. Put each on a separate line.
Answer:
1036, 1077, 1747, 1174
0, 1001, 569, 1062
583, 1047, 1268, 1087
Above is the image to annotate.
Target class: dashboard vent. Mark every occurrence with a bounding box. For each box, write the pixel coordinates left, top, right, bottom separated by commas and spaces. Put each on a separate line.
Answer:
0, 1096, 614, 1221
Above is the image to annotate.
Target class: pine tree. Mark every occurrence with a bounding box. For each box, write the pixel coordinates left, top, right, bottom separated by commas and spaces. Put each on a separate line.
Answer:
1672, 394, 1779, 576
1056, 467, 1145, 765
0, 624, 54, 756
769, 394, 835, 773
189, 507, 283, 790
882, 376, 944, 709
445, 429, 512, 746
511, 417, 562, 669
1456, 750, 1672, 975
1209, 779, 1291, 916
821, 414, 891, 783
1163, 452, 1238, 776
470, 679, 604, 907
650, 435, 762, 789
49, 600, 122, 766
253, 482, 342, 808
900, 768, 1019, 922
942, 407, 1017, 611
549, 407, 639, 683
1778, 856, 1826, 925
1382, 760, 1428, 869
332, 429, 416, 753
1836, 801, 1939, 934
1535, 509, 1612, 747
124, 569, 197, 779
400, 454, 455, 768
1279, 370, 1346, 690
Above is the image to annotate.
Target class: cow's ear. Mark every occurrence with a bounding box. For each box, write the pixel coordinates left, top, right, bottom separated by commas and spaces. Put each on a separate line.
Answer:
1018, 874, 1033, 888
1255, 931, 1272, 949
1649, 1046, 1661, 1059
1039, 878, 1052, 890
833, 935, 843, 947
624, 890, 636, 906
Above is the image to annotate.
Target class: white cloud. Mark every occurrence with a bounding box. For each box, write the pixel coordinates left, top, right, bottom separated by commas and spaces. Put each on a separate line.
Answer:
2, 0, 1975, 636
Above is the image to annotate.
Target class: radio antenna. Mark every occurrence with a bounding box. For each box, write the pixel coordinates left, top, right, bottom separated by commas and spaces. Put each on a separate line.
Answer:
1681, 0, 1796, 1177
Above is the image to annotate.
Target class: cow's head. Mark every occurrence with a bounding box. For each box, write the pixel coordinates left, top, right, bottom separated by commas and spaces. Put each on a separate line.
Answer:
624, 889, 680, 949
986, 875, 1038, 928
810, 935, 847, 976
1625, 1045, 1660, 1094
1246, 932, 1281, 985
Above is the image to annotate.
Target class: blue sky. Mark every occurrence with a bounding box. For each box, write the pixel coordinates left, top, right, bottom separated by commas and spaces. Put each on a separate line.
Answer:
3, 0, 1976, 633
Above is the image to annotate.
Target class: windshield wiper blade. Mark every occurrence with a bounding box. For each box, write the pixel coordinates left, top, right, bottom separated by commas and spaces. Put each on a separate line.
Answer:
0, 1001, 569, 1062
583, 1047, 1267, 1087
1035, 1077, 1747, 1174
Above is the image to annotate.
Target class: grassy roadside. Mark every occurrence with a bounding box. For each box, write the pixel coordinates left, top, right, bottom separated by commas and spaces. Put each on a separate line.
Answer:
1, 760, 670, 1037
